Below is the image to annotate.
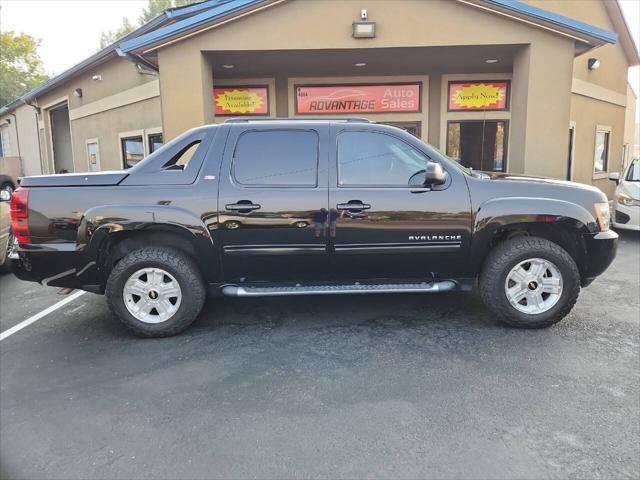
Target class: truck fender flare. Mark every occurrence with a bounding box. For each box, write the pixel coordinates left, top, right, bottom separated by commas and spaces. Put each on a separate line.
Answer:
76, 203, 214, 270
471, 196, 596, 265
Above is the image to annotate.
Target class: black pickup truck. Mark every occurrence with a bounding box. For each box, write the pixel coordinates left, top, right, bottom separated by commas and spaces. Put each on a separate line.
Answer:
9, 119, 617, 337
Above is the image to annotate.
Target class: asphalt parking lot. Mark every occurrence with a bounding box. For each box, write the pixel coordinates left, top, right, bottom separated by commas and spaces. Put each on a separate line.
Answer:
1, 232, 639, 479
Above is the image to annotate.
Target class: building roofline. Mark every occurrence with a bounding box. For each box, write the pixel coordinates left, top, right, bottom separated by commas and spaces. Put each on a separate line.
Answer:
471, 0, 618, 44
119, 0, 269, 54
3, 0, 634, 115
120, 0, 618, 56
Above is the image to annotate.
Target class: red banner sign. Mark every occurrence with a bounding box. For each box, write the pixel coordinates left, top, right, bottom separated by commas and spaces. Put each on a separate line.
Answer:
296, 84, 421, 114
448, 81, 509, 111
214, 86, 269, 115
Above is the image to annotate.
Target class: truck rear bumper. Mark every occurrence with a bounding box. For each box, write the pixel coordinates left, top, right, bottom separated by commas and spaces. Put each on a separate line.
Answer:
580, 229, 618, 287
10, 243, 103, 291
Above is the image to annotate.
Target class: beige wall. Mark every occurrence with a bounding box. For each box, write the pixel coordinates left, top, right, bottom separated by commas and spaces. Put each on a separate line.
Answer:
0, 104, 42, 177
524, 0, 632, 95
156, 0, 577, 178
33, 56, 162, 174
570, 93, 626, 198
70, 97, 162, 172
14, 104, 42, 176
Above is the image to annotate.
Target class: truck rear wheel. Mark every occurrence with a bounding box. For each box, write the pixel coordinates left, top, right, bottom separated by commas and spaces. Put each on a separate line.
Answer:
479, 236, 580, 328
106, 247, 206, 337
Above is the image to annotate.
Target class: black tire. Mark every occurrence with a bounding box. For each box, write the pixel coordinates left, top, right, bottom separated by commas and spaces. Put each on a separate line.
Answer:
106, 247, 206, 337
479, 236, 580, 329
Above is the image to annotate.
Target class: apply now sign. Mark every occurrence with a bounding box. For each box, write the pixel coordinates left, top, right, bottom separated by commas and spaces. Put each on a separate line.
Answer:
296, 84, 421, 114
448, 81, 509, 111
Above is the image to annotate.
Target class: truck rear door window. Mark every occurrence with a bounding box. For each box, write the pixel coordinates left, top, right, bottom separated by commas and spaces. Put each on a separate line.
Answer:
232, 130, 318, 187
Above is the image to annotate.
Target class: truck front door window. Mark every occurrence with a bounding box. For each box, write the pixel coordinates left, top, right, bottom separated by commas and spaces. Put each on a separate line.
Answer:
337, 131, 428, 186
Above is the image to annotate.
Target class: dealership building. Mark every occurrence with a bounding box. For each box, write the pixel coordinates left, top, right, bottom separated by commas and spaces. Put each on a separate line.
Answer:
0, 0, 638, 197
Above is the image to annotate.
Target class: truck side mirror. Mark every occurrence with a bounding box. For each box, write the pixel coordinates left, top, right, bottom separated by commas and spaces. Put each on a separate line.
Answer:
608, 172, 620, 184
424, 161, 446, 186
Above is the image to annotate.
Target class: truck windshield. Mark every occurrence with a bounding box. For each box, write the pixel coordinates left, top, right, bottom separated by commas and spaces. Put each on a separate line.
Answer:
625, 159, 639, 182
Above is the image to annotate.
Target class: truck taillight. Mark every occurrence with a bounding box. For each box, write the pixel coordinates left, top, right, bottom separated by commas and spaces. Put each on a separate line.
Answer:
10, 187, 31, 243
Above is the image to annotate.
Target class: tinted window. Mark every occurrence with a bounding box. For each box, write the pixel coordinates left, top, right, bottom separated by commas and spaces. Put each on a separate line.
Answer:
122, 136, 144, 169
233, 130, 318, 186
338, 131, 429, 186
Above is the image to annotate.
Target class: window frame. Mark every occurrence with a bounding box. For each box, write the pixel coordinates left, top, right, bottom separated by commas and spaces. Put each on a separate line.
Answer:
118, 129, 145, 169
146, 127, 164, 154
336, 129, 443, 189
593, 125, 612, 179
230, 128, 320, 188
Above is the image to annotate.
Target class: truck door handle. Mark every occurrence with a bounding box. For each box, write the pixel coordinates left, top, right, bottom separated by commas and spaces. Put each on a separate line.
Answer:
225, 202, 261, 212
337, 201, 371, 211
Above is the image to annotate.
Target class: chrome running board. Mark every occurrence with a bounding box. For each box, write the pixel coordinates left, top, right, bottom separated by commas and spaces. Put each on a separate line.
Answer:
221, 280, 457, 297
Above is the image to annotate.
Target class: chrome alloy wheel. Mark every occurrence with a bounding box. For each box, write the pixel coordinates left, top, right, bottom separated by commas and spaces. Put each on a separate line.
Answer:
123, 268, 182, 323
504, 258, 563, 314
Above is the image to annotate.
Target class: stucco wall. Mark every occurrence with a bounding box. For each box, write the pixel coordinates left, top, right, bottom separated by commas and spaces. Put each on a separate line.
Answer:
0, 104, 42, 177
33, 56, 162, 174
524, 0, 632, 95
157, 0, 576, 180
14, 104, 42, 176
570, 93, 626, 198
70, 96, 162, 172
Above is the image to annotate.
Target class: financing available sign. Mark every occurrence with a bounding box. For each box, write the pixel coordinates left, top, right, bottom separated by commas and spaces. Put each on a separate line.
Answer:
295, 83, 421, 114
214, 86, 269, 115
448, 81, 509, 111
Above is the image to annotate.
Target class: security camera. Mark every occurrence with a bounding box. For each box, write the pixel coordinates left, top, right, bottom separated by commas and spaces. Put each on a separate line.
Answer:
360, 9, 367, 20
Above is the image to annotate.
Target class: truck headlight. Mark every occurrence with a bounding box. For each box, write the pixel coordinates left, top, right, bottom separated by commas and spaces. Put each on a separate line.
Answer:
617, 192, 640, 207
594, 202, 611, 231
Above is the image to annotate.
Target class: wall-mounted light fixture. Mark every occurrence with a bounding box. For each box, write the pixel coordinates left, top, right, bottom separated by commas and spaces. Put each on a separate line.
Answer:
353, 21, 376, 38
73, 88, 83, 98
92, 75, 102, 81
588, 58, 601, 70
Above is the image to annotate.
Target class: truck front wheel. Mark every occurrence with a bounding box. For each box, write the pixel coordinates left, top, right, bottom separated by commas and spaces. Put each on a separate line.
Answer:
106, 247, 206, 337
479, 236, 581, 328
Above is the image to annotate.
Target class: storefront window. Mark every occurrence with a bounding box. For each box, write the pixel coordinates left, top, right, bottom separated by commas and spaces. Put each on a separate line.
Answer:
121, 136, 144, 169
446, 120, 507, 172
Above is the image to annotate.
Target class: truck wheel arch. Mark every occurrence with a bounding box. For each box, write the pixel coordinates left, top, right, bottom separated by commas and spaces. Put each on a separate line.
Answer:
472, 197, 596, 278
77, 204, 220, 284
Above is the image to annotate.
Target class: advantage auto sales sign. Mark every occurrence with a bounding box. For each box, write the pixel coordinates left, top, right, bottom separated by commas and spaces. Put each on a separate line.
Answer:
296, 84, 421, 114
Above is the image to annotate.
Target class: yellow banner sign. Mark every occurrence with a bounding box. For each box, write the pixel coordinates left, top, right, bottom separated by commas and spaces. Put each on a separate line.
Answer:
214, 87, 269, 115
448, 81, 509, 111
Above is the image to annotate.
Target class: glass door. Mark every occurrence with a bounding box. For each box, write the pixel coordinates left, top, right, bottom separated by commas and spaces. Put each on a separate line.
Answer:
446, 120, 508, 172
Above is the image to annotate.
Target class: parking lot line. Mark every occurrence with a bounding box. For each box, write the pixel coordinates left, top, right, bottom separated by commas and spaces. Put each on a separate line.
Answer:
0, 290, 86, 341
